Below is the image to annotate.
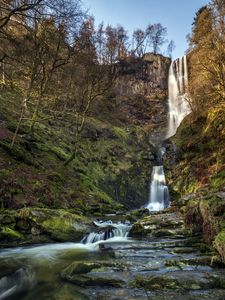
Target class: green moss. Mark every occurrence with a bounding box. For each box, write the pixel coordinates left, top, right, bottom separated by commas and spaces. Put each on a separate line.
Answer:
50, 146, 68, 161
214, 231, 225, 264
112, 126, 129, 140
210, 169, 225, 189
40, 209, 91, 241
132, 275, 179, 290
1, 227, 24, 240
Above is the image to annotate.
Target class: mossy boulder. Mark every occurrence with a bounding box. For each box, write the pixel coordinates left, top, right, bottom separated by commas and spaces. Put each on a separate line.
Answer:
0, 208, 92, 245
130, 211, 184, 237
0, 226, 24, 241
24, 208, 92, 242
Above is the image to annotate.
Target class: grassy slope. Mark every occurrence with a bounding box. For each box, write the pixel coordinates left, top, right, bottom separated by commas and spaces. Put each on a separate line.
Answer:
0, 89, 154, 216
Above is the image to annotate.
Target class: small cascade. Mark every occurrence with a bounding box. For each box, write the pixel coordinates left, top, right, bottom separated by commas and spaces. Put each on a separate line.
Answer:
167, 55, 191, 138
146, 166, 169, 211
81, 220, 131, 244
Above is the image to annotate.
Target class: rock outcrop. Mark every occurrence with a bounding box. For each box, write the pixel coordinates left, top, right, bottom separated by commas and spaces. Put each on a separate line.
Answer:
113, 53, 171, 140
115, 53, 171, 97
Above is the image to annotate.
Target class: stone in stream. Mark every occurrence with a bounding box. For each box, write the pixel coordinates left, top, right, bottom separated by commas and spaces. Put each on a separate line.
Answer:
99, 244, 116, 258
129, 211, 184, 238
132, 272, 225, 291
61, 261, 127, 288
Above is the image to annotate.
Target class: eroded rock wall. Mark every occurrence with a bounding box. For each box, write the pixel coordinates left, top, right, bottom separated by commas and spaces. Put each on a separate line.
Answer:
115, 53, 171, 98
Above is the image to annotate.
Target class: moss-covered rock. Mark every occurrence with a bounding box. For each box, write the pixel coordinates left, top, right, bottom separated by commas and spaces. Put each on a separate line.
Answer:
132, 273, 225, 291
62, 273, 125, 288
214, 231, 225, 264
0, 208, 92, 245
130, 211, 184, 237
61, 261, 126, 288
0, 226, 24, 241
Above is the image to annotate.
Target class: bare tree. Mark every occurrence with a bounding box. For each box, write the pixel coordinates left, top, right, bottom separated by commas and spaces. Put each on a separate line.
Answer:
132, 29, 146, 57
167, 40, 175, 58
0, 0, 43, 30
146, 23, 167, 54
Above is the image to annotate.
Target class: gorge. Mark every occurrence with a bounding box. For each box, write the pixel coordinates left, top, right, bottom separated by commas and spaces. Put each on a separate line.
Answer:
0, 1, 225, 298
146, 55, 190, 212
0, 52, 224, 300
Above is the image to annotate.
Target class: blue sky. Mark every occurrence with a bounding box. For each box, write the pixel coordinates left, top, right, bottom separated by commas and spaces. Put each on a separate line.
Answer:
82, 0, 209, 59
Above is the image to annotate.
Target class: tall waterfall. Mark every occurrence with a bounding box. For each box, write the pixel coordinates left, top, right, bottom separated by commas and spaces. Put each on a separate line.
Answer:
146, 56, 191, 212
146, 166, 169, 211
167, 55, 191, 138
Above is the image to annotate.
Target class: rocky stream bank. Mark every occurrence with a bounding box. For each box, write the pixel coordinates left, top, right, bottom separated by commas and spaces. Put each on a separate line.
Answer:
1, 208, 225, 300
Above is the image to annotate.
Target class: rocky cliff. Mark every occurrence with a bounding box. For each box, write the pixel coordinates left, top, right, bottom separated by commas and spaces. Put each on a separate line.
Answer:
115, 53, 170, 97
114, 53, 171, 140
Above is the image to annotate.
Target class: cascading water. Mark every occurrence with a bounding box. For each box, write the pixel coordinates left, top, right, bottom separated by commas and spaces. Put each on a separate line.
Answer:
146, 166, 169, 211
81, 220, 131, 244
147, 55, 191, 212
167, 55, 191, 138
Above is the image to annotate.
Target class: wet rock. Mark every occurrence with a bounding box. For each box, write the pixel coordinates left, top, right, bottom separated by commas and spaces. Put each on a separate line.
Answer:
31, 227, 41, 236
99, 244, 115, 258
171, 247, 198, 254
165, 257, 212, 269
61, 262, 102, 276
130, 212, 184, 237
0, 208, 92, 246
61, 261, 126, 288
126, 208, 150, 222
132, 273, 225, 291
62, 273, 125, 288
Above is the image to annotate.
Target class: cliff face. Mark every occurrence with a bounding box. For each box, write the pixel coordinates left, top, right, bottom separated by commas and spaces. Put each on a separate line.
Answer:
114, 53, 171, 140
115, 53, 171, 98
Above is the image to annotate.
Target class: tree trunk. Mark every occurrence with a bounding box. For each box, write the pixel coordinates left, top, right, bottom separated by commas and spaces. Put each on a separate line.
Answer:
11, 99, 26, 147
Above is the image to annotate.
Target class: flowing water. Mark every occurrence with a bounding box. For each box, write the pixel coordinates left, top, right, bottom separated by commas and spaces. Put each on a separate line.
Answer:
1, 214, 225, 300
0, 220, 132, 300
81, 220, 131, 244
146, 56, 191, 212
146, 166, 169, 211
167, 55, 191, 138
1, 55, 224, 299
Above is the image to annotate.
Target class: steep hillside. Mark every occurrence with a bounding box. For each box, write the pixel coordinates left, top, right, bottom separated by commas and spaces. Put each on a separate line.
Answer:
166, 102, 225, 262
0, 54, 170, 214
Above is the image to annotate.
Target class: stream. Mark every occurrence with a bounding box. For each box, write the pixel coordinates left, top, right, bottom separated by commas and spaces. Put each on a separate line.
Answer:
1, 56, 224, 299
1, 212, 225, 300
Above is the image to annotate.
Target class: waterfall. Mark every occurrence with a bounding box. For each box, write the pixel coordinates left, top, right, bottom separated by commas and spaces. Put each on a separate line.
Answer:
146, 55, 190, 212
146, 166, 169, 211
81, 220, 131, 244
167, 55, 191, 138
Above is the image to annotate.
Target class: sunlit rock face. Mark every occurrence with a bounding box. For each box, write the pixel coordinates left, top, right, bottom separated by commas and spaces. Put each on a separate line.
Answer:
114, 53, 171, 140
115, 53, 171, 97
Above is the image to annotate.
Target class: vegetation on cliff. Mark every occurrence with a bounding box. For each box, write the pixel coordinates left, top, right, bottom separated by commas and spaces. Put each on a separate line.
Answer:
0, 1, 171, 226
166, 0, 225, 263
